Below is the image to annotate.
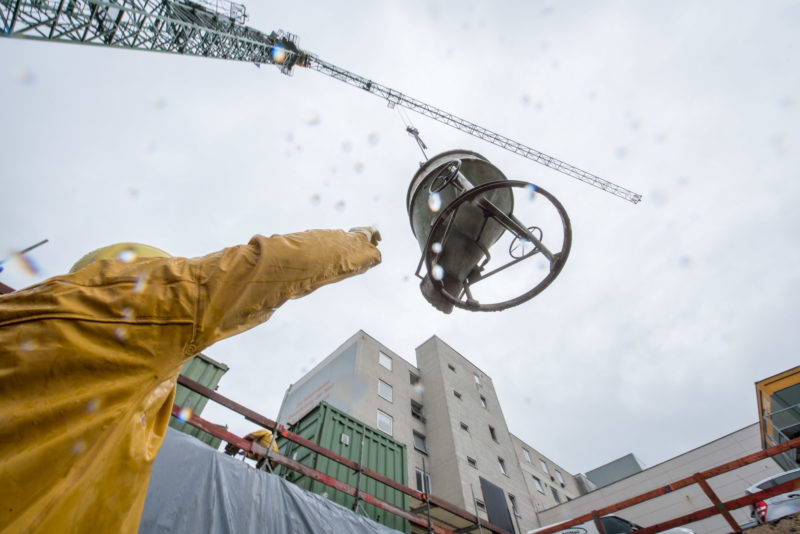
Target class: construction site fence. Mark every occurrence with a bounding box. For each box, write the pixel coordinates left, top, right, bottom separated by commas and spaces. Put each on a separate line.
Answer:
173, 374, 512, 534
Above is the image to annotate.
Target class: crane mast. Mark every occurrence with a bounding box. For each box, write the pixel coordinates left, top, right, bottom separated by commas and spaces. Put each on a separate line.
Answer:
1, 0, 642, 203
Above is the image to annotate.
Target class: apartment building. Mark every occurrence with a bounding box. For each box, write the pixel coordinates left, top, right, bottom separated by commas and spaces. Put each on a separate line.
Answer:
277, 330, 582, 532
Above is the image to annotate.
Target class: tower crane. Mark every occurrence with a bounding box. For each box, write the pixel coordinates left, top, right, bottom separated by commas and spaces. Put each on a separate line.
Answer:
1, 0, 641, 203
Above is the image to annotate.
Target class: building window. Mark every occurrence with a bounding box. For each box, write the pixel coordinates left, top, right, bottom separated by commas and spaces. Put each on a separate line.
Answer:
509, 494, 520, 517
415, 468, 431, 493
498, 457, 508, 476
551, 487, 561, 503
474, 373, 481, 385
480, 395, 487, 409
460, 422, 469, 432
411, 400, 425, 422
476, 500, 486, 513
539, 459, 549, 474
533, 475, 544, 493
379, 351, 392, 371
489, 425, 497, 442
377, 410, 392, 435
413, 432, 428, 454
523, 448, 532, 463
378, 379, 393, 402
448, 363, 456, 372
556, 470, 565, 484
409, 372, 420, 385
454, 390, 462, 399
467, 457, 477, 468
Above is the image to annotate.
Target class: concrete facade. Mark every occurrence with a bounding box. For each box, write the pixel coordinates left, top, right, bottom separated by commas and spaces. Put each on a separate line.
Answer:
536, 424, 784, 534
278, 331, 581, 533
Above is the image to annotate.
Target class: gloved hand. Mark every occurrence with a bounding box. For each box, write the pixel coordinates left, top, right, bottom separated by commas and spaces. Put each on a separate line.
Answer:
349, 226, 382, 246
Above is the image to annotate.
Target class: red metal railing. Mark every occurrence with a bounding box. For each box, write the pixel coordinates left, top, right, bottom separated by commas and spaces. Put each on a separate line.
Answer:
534, 435, 800, 534
174, 374, 512, 534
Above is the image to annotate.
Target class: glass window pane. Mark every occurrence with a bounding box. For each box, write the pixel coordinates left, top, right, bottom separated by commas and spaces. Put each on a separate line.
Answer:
533, 476, 544, 493
539, 459, 550, 473
413, 432, 427, 453
523, 449, 532, 463
379, 351, 392, 371
378, 379, 393, 402
377, 410, 392, 435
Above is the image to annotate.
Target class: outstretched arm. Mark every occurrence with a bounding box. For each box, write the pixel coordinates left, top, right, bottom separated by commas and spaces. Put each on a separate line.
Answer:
188, 229, 381, 353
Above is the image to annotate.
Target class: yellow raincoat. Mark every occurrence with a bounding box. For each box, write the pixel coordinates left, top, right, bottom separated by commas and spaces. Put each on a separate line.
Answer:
0, 230, 380, 534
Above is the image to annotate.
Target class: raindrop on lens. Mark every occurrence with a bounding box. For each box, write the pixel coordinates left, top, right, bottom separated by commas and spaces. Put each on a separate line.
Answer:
133, 274, 147, 294
178, 406, 193, 423
525, 183, 537, 200
428, 192, 442, 212
431, 242, 443, 254
121, 307, 134, 320
113, 326, 128, 341
271, 45, 287, 64
85, 397, 100, 414
20, 339, 36, 352
118, 249, 137, 263
431, 264, 445, 281
71, 440, 86, 455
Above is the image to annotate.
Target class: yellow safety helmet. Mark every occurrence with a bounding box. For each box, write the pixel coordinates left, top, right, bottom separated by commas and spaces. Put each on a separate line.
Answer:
70, 243, 171, 273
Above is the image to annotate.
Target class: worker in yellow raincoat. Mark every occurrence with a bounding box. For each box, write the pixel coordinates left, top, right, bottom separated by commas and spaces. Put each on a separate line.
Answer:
225, 428, 280, 470
0, 228, 381, 534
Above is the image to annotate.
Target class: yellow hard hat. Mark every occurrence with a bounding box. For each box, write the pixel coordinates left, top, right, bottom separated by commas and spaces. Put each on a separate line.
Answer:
70, 243, 171, 273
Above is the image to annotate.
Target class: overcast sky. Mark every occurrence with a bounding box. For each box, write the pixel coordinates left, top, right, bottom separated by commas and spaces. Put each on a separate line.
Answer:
2, 1, 799, 476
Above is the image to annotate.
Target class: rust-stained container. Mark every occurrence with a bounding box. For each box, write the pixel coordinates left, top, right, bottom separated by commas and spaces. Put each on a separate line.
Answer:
168, 352, 229, 449
277, 401, 410, 533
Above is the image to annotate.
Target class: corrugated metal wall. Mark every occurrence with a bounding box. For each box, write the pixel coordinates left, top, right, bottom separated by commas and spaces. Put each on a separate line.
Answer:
277, 401, 410, 533
168, 352, 229, 449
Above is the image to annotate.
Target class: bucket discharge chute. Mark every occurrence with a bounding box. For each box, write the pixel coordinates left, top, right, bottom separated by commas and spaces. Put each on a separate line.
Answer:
407, 150, 572, 313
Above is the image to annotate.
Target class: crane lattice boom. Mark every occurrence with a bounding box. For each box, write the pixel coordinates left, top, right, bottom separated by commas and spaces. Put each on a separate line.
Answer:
1, 0, 641, 203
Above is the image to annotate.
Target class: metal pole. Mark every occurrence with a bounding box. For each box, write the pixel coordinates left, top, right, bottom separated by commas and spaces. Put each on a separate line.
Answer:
352, 435, 365, 513
423, 456, 433, 534
471, 484, 484, 534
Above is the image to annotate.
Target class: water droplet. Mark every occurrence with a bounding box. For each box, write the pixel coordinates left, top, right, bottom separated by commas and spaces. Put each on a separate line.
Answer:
71, 440, 86, 455
431, 242, 443, 254
271, 45, 287, 64
431, 264, 445, 281
17, 69, 36, 85
354, 162, 364, 173
118, 249, 137, 263
306, 114, 321, 126
141, 412, 147, 425
177, 406, 193, 423
367, 132, 380, 146
133, 274, 148, 294
413, 384, 424, 395
334, 200, 346, 212
113, 326, 128, 341
154, 97, 166, 109
341, 141, 353, 153
85, 397, 100, 414
20, 339, 36, 352
310, 193, 321, 205
121, 307, 134, 320
525, 184, 537, 201
428, 192, 442, 212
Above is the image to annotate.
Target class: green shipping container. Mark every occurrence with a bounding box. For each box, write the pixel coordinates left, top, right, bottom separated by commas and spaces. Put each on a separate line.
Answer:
277, 402, 410, 534
169, 352, 229, 449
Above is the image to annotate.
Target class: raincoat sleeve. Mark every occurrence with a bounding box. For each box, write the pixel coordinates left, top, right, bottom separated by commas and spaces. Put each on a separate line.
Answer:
187, 229, 380, 353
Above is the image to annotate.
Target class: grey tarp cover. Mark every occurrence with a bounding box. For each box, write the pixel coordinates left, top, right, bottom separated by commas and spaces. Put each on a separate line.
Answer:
139, 427, 402, 534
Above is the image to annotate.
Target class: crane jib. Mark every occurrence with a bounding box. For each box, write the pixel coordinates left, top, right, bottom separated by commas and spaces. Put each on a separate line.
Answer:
0, 0, 641, 204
